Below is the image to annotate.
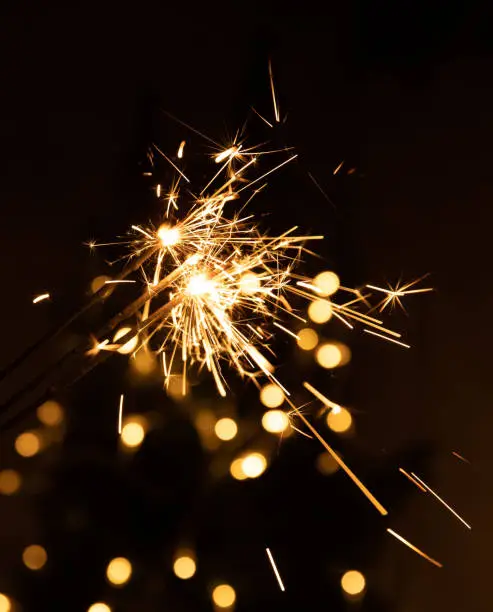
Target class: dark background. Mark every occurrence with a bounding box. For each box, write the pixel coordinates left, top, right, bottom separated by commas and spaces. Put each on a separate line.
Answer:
1, 1, 493, 611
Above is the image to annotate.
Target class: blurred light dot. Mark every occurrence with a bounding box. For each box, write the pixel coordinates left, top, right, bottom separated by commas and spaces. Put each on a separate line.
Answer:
308, 299, 333, 324
214, 418, 238, 441
22, 545, 47, 570
121, 421, 145, 448
173, 555, 196, 579
37, 400, 64, 426
106, 557, 132, 586
88, 604, 111, 612
327, 408, 353, 434
297, 328, 318, 350
341, 570, 366, 595
260, 384, 284, 408
239, 272, 260, 294
167, 375, 189, 400
262, 410, 289, 434
316, 452, 340, 475
91, 275, 111, 294
230, 458, 247, 481
113, 327, 138, 355
0, 470, 22, 495
0, 594, 11, 612
314, 271, 340, 297
316, 343, 342, 369
15, 432, 41, 457
241, 452, 267, 478
131, 350, 157, 376
212, 584, 236, 608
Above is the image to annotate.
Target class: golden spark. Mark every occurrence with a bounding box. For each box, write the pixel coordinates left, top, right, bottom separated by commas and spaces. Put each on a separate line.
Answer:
33, 293, 50, 304
266, 547, 285, 591
387, 528, 443, 568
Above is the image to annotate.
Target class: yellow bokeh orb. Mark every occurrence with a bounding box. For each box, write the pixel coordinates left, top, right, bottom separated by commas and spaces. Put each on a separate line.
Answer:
0, 594, 11, 612
166, 375, 189, 400
131, 350, 157, 376
239, 272, 260, 294
22, 545, 47, 570
214, 418, 238, 441
316, 343, 342, 369
297, 328, 319, 351
212, 584, 236, 608
121, 421, 146, 448
308, 299, 333, 324
106, 557, 132, 586
0, 469, 22, 495
173, 555, 196, 580
241, 453, 267, 478
327, 408, 353, 433
37, 400, 64, 426
91, 275, 111, 294
341, 570, 366, 595
113, 327, 138, 355
15, 432, 41, 457
88, 604, 111, 612
261, 410, 289, 434
316, 452, 340, 475
314, 271, 340, 297
230, 458, 247, 481
259, 384, 284, 408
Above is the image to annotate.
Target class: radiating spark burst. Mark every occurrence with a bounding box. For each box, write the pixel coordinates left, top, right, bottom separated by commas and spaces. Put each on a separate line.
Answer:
266, 547, 285, 591
33, 293, 50, 304
411, 472, 472, 529
387, 528, 443, 568
366, 275, 433, 314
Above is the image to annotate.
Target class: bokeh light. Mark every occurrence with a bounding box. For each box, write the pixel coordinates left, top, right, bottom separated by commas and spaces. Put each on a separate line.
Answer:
91, 275, 111, 294
214, 418, 238, 441
314, 271, 340, 297
262, 410, 289, 434
212, 584, 236, 608
308, 299, 333, 324
131, 350, 157, 375
88, 604, 111, 612
113, 327, 138, 355
297, 327, 318, 350
230, 458, 248, 481
241, 452, 267, 478
259, 384, 284, 408
173, 555, 196, 579
316, 343, 342, 368
239, 272, 260, 294
316, 452, 340, 475
121, 420, 146, 448
15, 431, 41, 457
22, 545, 47, 570
0, 469, 22, 495
341, 570, 366, 595
0, 594, 11, 612
106, 557, 132, 586
327, 407, 353, 434
166, 375, 189, 400
37, 400, 64, 426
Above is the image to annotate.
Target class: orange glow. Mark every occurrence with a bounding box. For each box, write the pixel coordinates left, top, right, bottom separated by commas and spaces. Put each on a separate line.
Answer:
241, 452, 267, 478
316, 453, 340, 475
341, 570, 366, 595
15, 431, 41, 457
0, 594, 11, 612
0, 470, 22, 495
37, 400, 64, 426
106, 557, 132, 586
262, 410, 289, 434
214, 418, 238, 441
88, 604, 111, 612
131, 350, 157, 375
297, 328, 318, 350
260, 384, 284, 408
308, 299, 332, 324
326, 407, 352, 433
212, 584, 236, 608
91, 275, 111, 293
314, 271, 340, 296
22, 545, 47, 570
173, 555, 196, 579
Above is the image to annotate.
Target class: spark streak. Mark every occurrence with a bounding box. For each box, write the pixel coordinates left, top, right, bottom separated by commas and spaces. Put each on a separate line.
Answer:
387, 528, 443, 568
363, 329, 411, 348
266, 548, 285, 591
33, 293, 50, 304
399, 468, 427, 492
118, 394, 124, 435
411, 473, 471, 529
